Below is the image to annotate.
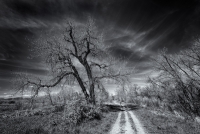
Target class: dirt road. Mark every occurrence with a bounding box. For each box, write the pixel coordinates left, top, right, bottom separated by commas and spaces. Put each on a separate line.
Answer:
110, 111, 146, 134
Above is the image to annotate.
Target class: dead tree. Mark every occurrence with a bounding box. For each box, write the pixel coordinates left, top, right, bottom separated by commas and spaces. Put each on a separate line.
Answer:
14, 18, 132, 105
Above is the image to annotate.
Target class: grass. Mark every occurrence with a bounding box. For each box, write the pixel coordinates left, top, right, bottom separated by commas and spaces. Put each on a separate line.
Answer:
0, 111, 118, 134
0, 96, 119, 134
0, 115, 48, 134
119, 111, 125, 133
0, 98, 31, 113
76, 111, 118, 134
134, 108, 200, 134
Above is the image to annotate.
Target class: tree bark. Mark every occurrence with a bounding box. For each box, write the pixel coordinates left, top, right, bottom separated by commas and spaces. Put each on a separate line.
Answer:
89, 83, 95, 105
84, 61, 96, 105
71, 64, 90, 103
75, 74, 90, 103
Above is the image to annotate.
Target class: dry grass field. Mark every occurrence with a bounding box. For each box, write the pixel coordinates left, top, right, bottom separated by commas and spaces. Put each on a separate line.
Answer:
135, 108, 200, 134
0, 97, 118, 134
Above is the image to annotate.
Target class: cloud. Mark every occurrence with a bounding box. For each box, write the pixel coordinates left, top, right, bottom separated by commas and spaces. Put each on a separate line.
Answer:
0, 0, 200, 92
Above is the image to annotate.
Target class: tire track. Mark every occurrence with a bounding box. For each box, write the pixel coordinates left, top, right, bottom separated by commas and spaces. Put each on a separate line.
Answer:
127, 111, 137, 132
124, 111, 135, 134
110, 111, 146, 134
109, 112, 122, 134
120, 111, 126, 133
129, 111, 146, 134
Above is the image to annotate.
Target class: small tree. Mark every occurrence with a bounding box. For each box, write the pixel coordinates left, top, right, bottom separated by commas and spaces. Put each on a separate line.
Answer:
14, 18, 131, 105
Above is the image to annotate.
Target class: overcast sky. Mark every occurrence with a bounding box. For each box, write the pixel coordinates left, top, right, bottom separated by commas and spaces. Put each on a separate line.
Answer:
0, 0, 200, 95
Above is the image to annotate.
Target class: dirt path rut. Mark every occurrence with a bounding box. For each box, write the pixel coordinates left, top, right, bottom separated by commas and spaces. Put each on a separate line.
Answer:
110, 111, 146, 134
109, 112, 122, 134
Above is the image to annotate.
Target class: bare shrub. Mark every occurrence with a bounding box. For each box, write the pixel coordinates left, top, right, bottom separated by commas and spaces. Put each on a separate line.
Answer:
150, 41, 200, 117
63, 99, 102, 125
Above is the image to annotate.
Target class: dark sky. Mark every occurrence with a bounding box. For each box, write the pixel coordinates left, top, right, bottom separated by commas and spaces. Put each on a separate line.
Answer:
0, 0, 200, 94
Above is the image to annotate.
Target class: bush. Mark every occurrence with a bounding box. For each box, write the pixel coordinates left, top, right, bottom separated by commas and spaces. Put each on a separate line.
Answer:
45, 99, 103, 134
15, 101, 23, 110
63, 99, 102, 125
54, 105, 64, 112
9, 100, 15, 104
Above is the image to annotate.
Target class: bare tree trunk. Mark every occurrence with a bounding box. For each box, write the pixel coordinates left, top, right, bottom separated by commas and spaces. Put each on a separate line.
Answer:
89, 83, 96, 105
71, 64, 90, 103
75, 75, 90, 103
47, 88, 54, 106
48, 92, 54, 106
84, 61, 96, 105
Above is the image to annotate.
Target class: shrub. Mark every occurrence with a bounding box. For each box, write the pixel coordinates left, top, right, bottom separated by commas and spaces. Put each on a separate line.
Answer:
9, 100, 15, 104
45, 99, 103, 134
63, 99, 102, 125
54, 105, 64, 112
15, 101, 23, 110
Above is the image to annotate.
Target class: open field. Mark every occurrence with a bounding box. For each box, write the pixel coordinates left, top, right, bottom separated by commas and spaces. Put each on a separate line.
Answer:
0, 109, 118, 134
1, 97, 200, 134
0, 97, 119, 134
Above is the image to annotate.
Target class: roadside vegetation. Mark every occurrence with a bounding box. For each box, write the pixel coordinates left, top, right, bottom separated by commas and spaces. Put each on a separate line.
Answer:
135, 108, 200, 134
112, 38, 200, 133
0, 93, 118, 134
